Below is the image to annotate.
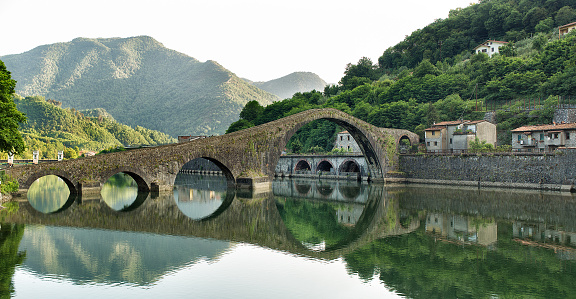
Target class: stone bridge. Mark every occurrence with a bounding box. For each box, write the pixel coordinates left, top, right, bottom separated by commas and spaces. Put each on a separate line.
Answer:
5, 108, 418, 194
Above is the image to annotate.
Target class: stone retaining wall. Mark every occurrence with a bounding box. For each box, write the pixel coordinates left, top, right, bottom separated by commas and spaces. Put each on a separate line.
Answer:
399, 150, 576, 191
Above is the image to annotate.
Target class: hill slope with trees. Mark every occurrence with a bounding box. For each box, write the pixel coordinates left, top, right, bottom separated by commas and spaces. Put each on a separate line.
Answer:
1, 36, 279, 137
6, 95, 176, 159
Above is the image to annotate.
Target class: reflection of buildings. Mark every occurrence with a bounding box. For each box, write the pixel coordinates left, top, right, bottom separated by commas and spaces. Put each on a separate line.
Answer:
176, 186, 222, 202
513, 221, 576, 259
337, 207, 364, 226
273, 179, 368, 203
426, 213, 497, 247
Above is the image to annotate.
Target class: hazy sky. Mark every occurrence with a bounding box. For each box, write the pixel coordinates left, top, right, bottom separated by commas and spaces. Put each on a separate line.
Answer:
0, 0, 473, 83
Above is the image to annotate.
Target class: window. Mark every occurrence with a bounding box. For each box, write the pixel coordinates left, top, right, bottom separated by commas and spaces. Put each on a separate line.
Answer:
517, 135, 521, 141
492, 47, 495, 52
450, 138, 452, 144
427, 142, 430, 146
340, 136, 343, 141
540, 133, 544, 141
434, 141, 438, 146
567, 132, 570, 140
347, 136, 350, 141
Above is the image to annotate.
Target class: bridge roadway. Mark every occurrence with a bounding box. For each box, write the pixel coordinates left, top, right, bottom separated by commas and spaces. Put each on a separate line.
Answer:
5, 108, 418, 195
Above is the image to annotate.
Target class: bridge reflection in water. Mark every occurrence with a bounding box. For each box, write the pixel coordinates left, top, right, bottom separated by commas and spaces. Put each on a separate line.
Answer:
4, 178, 576, 297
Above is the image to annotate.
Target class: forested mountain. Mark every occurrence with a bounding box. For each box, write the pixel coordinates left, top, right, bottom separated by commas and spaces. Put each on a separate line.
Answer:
7, 95, 176, 159
228, 0, 576, 149
1, 36, 278, 137
244, 72, 327, 100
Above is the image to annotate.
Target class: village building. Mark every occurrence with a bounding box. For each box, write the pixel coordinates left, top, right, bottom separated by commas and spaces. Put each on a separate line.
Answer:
511, 122, 576, 152
559, 21, 576, 37
334, 131, 361, 153
425, 120, 497, 153
474, 40, 508, 57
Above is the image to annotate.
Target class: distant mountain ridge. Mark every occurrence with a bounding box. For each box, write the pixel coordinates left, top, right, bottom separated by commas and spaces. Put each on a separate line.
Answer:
1, 36, 279, 136
244, 72, 327, 99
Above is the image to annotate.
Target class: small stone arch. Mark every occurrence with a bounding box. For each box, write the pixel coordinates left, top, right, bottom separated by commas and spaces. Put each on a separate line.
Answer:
100, 166, 152, 192
317, 160, 334, 173
339, 159, 361, 173
294, 182, 312, 195
398, 135, 412, 153
294, 159, 311, 172
24, 170, 78, 195
177, 156, 236, 188
317, 183, 334, 197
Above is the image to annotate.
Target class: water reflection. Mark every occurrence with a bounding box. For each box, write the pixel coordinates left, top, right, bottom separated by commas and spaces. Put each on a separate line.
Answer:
27, 175, 74, 213
6, 179, 576, 298
173, 173, 233, 220
274, 179, 380, 252
101, 172, 142, 211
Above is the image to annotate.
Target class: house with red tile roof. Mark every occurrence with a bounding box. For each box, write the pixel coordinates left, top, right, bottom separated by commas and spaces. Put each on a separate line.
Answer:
511, 122, 576, 152
425, 120, 496, 153
474, 40, 509, 57
559, 21, 576, 37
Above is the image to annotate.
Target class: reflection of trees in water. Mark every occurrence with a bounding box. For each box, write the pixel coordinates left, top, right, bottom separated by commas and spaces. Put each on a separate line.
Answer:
27, 175, 70, 213
0, 224, 26, 298
344, 217, 576, 298
275, 198, 355, 250
101, 173, 138, 210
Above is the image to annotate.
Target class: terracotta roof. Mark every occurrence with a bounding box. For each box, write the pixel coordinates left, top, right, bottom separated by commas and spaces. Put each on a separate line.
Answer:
339, 131, 349, 134
511, 123, 576, 132
559, 21, 576, 29
433, 120, 470, 126
467, 120, 488, 125
425, 126, 445, 131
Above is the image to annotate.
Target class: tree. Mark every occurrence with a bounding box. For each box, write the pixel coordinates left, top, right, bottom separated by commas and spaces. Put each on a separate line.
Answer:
0, 59, 26, 155
555, 6, 576, 27
239, 100, 264, 123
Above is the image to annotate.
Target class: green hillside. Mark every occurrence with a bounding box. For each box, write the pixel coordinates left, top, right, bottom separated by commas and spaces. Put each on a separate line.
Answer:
1, 36, 278, 137
245, 72, 327, 100
228, 0, 576, 149
7, 95, 175, 159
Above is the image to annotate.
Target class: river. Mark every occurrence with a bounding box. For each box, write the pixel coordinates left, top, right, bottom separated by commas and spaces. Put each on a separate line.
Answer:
1, 173, 576, 298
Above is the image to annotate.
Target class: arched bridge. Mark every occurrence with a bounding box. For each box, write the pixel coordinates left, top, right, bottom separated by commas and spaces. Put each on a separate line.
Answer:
6, 108, 418, 194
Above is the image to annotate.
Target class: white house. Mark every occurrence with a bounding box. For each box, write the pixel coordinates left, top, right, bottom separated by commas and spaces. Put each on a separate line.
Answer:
474, 40, 508, 57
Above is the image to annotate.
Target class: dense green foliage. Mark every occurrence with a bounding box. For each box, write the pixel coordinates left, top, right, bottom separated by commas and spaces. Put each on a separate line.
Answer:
0, 172, 19, 194
0, 224, 25, 298
377, 0, 576, 71
0, 60, 26, 155
1, 36, 278, 137
4, 95, 175, 159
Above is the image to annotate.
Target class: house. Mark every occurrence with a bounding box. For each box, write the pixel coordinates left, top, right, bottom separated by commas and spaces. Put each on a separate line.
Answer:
334, 131, 361, 153
511, 122, 576, 152
425, 120, 497, 153
559, 21, 576, 37
474, 40, 508, 57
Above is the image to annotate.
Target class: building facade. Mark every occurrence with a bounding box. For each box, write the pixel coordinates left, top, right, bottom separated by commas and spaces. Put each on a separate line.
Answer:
474, 40, 508, 57
334, 131, 362, 153
511, 123, 576, 152
425, 120, 497, 153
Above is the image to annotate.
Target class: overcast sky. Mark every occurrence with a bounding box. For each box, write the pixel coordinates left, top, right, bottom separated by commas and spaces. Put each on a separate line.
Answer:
0, 0, 473, 84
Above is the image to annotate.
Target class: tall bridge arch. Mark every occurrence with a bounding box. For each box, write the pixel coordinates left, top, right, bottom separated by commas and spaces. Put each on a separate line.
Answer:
6, 108, 418, 194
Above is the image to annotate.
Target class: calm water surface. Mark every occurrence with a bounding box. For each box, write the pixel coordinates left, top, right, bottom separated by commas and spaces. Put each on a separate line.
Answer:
2, 173, 576, 298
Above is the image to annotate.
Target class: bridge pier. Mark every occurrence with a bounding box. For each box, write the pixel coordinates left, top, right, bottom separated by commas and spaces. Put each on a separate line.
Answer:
236, 177, 272, 192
